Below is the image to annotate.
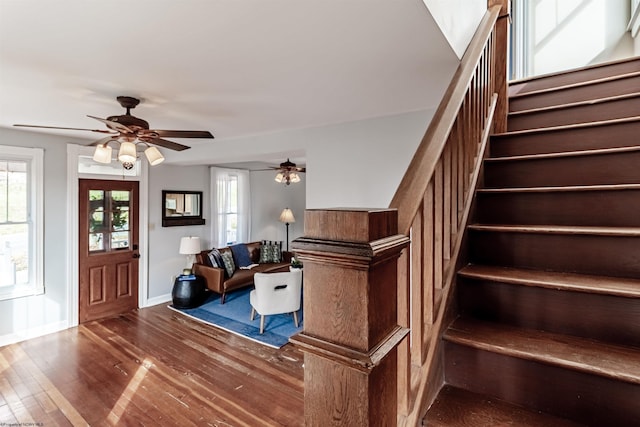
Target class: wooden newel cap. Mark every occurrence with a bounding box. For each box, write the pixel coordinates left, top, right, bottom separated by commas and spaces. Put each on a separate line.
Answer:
303, 208, 398, 243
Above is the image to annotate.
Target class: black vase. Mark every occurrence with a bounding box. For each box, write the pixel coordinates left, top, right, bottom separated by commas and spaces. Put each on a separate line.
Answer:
172, 276, 206, 308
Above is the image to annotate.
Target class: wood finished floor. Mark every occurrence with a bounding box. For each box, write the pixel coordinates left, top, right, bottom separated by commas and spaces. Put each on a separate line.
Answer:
0, 304, 304, 426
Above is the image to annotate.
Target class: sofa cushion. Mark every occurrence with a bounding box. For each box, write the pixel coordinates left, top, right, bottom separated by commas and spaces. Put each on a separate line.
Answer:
222, 269, 254, 290
220, 251, 236, 278
230, 243, 252, 268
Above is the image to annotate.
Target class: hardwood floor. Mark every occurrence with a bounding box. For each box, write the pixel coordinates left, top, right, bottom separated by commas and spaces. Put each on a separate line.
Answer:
0, 304, 304, 426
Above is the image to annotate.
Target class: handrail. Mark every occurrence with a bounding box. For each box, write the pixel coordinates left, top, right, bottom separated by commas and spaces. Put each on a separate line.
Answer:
390, 6, 502, 235
390, 4, 505, 425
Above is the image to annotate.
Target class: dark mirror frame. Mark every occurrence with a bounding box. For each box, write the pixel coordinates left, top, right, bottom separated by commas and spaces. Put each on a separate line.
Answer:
162, 190, 206, 227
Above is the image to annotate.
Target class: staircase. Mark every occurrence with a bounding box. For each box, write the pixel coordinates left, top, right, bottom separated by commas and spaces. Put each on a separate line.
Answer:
424, 58, 640, 426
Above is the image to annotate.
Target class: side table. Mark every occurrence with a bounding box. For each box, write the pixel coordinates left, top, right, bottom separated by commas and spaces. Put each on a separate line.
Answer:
172, 274, 207, 308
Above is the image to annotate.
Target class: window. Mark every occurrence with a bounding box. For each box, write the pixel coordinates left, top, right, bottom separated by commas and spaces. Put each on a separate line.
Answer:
0, 145, 43, 300
210, 167, 251, 248
219, 175, 238, 245
88, 189, 131, 252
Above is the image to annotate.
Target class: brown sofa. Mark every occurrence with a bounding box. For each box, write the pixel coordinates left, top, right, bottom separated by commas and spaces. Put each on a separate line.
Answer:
192, 241, 292, 303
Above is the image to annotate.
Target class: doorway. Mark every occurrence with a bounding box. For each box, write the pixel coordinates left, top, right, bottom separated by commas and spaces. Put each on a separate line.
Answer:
78, 179, 140, 323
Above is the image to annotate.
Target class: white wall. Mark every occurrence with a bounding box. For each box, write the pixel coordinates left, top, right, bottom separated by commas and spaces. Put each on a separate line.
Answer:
147, 164, 210, 301
172, 109, 436, 210
250, 170, 306, 250
0, 128, 78, 345
306, 110, 434, 209
422, 0, 486, 59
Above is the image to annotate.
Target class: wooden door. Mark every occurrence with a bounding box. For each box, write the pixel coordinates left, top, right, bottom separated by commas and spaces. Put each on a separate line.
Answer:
79, 179, 139, 323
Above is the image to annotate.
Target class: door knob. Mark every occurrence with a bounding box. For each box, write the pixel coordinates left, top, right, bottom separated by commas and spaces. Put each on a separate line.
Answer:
132, 253, 141, 259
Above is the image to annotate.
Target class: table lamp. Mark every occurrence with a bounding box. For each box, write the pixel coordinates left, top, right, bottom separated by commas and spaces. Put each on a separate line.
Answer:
179, 236, 201, 274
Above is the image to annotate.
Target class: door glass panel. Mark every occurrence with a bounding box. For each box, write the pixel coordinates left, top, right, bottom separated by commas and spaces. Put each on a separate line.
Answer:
88, 189, 131, 252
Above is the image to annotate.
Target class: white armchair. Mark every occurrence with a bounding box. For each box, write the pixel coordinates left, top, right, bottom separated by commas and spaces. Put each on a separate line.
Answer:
250, 269, 302, 334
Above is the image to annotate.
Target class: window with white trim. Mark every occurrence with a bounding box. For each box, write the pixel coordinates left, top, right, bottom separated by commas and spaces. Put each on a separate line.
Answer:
0, 145, 44, 300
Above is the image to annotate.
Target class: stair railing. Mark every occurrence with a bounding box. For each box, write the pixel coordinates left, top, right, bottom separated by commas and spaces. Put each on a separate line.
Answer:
389, 3, 508, 424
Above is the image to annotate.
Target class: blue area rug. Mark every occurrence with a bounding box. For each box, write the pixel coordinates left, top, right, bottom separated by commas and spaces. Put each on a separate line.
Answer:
168, 287, 303, 349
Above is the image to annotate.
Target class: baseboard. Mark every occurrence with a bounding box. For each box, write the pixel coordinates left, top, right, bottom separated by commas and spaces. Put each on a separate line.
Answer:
144, 293, 172, 308
0, 320, 69, 347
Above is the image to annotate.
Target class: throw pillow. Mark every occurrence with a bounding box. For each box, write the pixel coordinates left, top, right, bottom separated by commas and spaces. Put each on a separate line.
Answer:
230, 243, 252, 268
207, 249, 224, 269
270, 241, 282, 263
259, 240, 283, 263
259, 240, 271, 263
220, 250, 236, 278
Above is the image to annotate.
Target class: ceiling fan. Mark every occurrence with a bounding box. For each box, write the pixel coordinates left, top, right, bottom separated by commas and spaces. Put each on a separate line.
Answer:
14, 96, 214, 168
269, 158, 306, 185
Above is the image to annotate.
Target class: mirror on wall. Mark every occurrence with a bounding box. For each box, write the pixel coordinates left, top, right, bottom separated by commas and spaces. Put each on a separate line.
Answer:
162, 190, 205, 227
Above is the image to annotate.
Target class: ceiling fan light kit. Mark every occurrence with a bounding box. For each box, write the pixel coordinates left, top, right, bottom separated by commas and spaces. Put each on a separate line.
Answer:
273, 158, 305, 185
92, 143, 112, 164
15, 95, 214, 169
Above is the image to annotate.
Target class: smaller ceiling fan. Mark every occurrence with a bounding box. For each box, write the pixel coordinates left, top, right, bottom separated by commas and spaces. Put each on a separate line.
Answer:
269, 158, 306, 185
14, 96, 214, 168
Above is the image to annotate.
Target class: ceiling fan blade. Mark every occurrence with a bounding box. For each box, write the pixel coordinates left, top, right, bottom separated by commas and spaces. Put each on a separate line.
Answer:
141, 137, 190, 151
13, 124, 116, 134
87, 115, 134, 133
149, 130, 214, 139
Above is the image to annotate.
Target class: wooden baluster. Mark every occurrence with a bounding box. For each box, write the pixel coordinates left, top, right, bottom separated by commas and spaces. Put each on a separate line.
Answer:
411, 206, 425, 364
397, 247, 411, 416
423, 181, 435, 329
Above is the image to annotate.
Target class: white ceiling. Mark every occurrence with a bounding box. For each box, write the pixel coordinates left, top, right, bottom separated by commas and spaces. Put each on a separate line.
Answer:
0, 0, 457, 165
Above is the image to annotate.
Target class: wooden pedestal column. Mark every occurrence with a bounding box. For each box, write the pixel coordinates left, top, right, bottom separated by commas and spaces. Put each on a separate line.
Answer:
290, 208, 410, 426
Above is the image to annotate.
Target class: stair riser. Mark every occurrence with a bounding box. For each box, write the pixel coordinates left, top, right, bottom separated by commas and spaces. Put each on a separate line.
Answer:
509, 58, 640, 95
508, 96, 640, 132
468, 230, 640, 278
490, 120, 640, 157
457, 278, 640, 347
484, 151, 640, 188
475, 190, 640, 227
444, 342, 640, 426
510, 74, 640, 112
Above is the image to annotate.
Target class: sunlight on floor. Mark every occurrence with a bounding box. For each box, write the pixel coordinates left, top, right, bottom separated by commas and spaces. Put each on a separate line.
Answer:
107, 357, 155, 424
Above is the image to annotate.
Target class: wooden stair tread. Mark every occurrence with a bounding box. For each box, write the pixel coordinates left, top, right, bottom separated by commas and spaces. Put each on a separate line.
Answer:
469, 224, 640, 236
508, 92, 640, 117
484, 145, 640, 163
492, 115, 640, 139
445, 318, 640, 384
478, 183, 640, 194
424, 385, 584, 427
509, 71, 640, 100
508, 57, 640, 94
459, 265, 640, 298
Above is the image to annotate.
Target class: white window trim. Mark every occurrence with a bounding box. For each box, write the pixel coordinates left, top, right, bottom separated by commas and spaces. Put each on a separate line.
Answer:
0, 145, 44, 301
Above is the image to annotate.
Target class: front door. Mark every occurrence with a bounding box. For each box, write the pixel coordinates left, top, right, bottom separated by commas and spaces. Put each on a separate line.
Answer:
79, 179, 139, 323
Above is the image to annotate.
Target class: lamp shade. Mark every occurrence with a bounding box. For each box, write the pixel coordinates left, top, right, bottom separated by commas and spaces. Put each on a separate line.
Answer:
118, 141, 137, 163
274, 172, 285, 183
144, 146, 165, 165
92, 144, 113, 164
279, 208, 295, 223
179, 236, 201, 255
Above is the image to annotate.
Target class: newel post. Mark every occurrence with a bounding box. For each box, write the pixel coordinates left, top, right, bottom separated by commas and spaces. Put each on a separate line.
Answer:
290, 208, 410, 426
489, 0, 511, 133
